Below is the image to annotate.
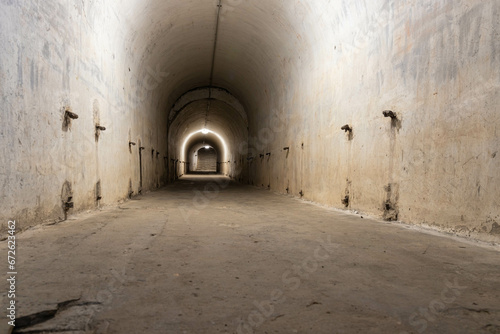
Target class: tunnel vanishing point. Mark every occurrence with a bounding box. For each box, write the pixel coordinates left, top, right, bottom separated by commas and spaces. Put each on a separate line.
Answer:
1, 0, 499, 243
1, 1, 500, 333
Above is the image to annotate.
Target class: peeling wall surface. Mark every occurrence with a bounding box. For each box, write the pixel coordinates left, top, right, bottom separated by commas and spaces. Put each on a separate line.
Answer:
0, 0, 499, 242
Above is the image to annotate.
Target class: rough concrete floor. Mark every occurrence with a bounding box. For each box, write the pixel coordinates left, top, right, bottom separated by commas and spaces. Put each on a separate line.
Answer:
1, 175, 500, 334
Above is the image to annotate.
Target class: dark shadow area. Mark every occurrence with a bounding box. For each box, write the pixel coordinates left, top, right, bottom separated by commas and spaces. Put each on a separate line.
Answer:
186, 171, 220, 175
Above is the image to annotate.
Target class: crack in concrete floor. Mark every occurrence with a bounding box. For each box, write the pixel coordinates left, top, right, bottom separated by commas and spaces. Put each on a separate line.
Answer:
2, 175, 500, 333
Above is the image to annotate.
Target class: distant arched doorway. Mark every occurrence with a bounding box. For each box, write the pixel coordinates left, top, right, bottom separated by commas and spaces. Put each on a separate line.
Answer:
195, 146, 217, 173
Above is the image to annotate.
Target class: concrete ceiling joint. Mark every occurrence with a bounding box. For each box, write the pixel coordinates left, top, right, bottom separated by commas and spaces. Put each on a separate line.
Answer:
205, 0, 223, 129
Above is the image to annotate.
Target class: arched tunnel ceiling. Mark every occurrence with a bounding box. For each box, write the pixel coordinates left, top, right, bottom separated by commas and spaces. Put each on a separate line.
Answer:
190, 141, 220, 155
188, 141, 222, 162
121, 0, 320, 115
170, 87, 247, 125
170, 99, 247, 142
182, 131, 227, 163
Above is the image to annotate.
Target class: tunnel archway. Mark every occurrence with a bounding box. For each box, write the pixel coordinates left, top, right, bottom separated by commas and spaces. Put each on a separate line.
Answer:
190, 144, 218, 173
169, 87, 248, 180
2, 0, 500, 326
196, 147, 217, 172
186, 139, 222, 174
179, 129, 227, 176
2, 1, 498, 242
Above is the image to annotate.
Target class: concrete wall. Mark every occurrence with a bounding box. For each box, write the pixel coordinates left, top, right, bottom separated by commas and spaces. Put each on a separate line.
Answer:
0, 1, 169, 234
244, 0, 500, 242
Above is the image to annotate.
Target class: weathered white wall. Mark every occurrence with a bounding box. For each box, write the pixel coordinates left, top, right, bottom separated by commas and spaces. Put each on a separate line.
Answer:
243, 0, 500, 242
0, 1, 169, 234
1, 0, 498, 242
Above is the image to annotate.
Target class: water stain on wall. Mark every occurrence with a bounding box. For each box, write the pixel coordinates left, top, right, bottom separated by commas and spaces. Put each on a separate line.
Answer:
93, 99, 101, 141
383, 183, 399, 221
95, 180, 102, 203
61, 180, 73, 220
342, 179, 351, 208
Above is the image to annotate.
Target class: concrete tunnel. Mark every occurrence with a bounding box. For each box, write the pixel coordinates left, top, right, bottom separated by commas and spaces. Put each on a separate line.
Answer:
1, 0, 499, 241
1, 0, 500, 333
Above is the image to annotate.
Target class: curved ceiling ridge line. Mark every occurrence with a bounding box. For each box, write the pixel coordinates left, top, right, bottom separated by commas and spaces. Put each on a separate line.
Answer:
169, 86, 248, 126
181, 129, 229, 164
171, 100, 244, 129
205, 0, 223, 129
171, 86, 242, 114
209, 0, 223, 99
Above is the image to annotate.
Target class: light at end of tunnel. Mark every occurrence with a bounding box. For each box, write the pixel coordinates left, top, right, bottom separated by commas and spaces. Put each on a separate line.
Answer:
205, 146, 211, 149
202, 129, 209, 134
180, 129, 228, 163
